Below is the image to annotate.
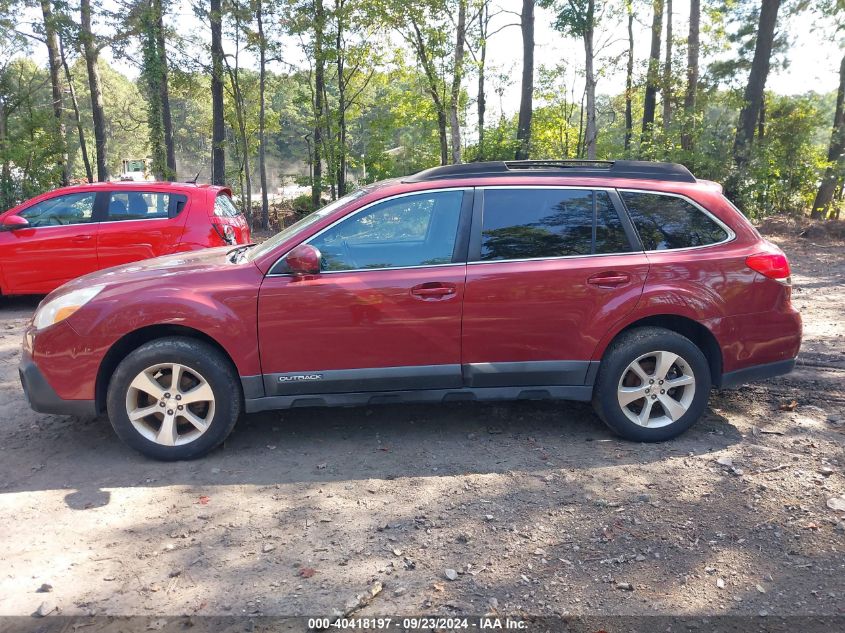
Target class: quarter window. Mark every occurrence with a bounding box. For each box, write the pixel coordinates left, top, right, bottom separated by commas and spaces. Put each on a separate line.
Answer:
19, 192, 95, 227
480, 189, 631, 261
214, 194, 242, 217
106, 191, 177, 221
309, 190, 463, 271
621, 191, 728, 250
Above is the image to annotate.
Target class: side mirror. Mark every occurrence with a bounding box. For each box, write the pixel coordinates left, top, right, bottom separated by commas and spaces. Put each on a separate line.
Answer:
1, 215, 30, 231
284, 244, 322, 275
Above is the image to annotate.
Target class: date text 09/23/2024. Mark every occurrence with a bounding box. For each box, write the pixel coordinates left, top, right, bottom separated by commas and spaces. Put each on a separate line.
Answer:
306, 617, 527, 629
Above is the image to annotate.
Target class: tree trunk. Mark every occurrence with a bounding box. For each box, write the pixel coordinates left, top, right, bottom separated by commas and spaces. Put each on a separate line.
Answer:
257, 0, 269, 228
40, 0, 68, 186
515, 0, 534, 160
154, 0, 176, 178
732, 0, 781, 170
210, 0, 225, 185
335, 0, 347, 196
449, 0, 466, 164
641, 0, 663, 152
80, 0, 108, 181
583, 0, 597, 159
624, 1, 634, 152
680, 0, 699, 152
410, 18, 448, 165
476, 1, 488, 161
59, 35, 92, 182
662, 0, 673, 137
0, 102, 12, 209
312, 0, 325, 207
141, 1, 168, 180
811, 54, 845, 219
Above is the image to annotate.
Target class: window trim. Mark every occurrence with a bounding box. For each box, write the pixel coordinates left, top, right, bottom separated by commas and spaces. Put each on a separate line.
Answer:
617, 188, 736, 253
468, 185, 641, 265
100, 191, 186, 223
267, 187, 474, 276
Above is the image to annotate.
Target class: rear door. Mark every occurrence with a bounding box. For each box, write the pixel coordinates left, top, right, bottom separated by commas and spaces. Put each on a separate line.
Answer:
461, 186, 649, 387
96, 189, 190, 270
0, 190, 99, 294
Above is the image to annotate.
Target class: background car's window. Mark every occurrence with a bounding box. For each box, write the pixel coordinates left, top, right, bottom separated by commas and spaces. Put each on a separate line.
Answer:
309, 190, 463, 271
481, 189, 630, 260
19, 192, 95, 227
107, 192, 173, 221
214, 194, 242, 217
621, 191, 728, 250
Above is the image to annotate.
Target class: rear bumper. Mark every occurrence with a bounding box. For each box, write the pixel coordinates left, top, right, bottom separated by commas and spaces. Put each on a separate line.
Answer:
19, 351, 97, 417
718, 357, 796, 389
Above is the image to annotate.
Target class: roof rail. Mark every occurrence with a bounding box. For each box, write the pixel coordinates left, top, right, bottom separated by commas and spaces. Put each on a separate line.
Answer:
403, 159, 697, 183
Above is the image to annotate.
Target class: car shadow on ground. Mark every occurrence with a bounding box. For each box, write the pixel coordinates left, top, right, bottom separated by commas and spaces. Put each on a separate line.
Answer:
0, 398, 741, 507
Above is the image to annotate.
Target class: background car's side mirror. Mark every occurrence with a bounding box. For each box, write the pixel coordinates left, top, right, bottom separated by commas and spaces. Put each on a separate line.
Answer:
1, 215, 30, 231
284, 244, 322, 275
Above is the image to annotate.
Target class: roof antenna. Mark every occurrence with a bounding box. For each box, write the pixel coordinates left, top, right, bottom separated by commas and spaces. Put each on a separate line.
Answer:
185, 170, 201, 184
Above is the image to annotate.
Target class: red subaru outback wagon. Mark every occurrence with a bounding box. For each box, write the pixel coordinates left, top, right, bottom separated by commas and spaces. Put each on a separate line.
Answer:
19, 161, 801, 460
0, 181, 250, 295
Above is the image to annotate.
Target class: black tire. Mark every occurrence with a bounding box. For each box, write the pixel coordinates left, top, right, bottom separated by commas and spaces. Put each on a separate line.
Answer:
107, 337, 241, 460
592, 326, 711, 442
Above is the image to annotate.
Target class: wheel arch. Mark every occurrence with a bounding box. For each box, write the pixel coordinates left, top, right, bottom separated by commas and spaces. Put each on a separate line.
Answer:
597, 314, 723, 386
95, 324, 242, 415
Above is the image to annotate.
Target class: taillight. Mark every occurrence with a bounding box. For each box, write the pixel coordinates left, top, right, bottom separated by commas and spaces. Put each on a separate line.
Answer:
212, 220, 236, 244
746, 252, 791, 284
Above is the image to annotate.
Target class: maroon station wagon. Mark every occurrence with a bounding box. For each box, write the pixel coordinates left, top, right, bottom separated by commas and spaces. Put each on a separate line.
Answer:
19, 160, 802, 460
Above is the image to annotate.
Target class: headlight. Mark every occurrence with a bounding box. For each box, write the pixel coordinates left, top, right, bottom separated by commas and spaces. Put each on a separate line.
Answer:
33, 285, 105, 330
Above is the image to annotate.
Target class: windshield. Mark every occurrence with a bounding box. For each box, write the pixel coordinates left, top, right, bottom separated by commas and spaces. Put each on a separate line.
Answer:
246, 189, 369, 261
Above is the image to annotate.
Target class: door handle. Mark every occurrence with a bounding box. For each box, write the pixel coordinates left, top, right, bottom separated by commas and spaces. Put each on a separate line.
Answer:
410, 282, 457, 300
72, 235, 94, 242
587, 271, 631, 288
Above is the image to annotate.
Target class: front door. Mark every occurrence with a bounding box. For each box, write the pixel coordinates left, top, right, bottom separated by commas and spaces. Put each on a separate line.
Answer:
0, 190, 99, 294
257, 188, 471, 396
461, 186, 650, 387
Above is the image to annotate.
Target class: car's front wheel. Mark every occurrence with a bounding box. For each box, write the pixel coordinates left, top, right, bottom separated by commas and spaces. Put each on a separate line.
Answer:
107, 337, 241, 460
592, 327, 711, 442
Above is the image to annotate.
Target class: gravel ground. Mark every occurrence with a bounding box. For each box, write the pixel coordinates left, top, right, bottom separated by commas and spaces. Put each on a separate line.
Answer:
0, 234, 843, 627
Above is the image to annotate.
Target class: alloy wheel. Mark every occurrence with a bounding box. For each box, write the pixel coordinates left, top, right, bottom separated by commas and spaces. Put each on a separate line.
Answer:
125, 363, 215, 446
616, 350, 696, 428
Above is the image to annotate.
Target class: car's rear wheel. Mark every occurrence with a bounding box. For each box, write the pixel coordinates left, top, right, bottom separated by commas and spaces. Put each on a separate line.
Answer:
107, 337, 241, 460
592, 327, 711, 442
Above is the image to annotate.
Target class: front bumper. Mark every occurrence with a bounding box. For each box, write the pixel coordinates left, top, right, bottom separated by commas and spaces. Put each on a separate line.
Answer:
19, 351, 97, 417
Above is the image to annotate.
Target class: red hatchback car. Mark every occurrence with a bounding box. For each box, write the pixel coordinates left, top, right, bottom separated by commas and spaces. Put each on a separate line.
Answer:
19, 161, 801, 460
0, 181, 250, 295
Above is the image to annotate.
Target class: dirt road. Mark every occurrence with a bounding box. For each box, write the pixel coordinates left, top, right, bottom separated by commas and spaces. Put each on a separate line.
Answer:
0, 234, 843, 625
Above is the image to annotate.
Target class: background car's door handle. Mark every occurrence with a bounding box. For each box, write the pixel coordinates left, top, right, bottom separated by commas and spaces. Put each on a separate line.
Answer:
411, 282, 457, 300
587, 272, 631, 287
72, 235, 94, 242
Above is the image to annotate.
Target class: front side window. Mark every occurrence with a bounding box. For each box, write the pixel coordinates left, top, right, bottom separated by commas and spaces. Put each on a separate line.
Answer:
621, 191, 729, 250
309, 190, 463, 271
19, 192, 95, 227
107, 191, 175, 221
480, 189, 631, 261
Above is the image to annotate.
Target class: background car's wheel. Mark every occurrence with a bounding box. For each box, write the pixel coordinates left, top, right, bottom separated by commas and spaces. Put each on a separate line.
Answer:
592, 326, 711, 442
107, 337, 241, 460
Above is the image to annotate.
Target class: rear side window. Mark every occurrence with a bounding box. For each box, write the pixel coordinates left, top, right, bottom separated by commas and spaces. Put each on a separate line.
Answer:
620, 191, 728, 250
214, 194, 242, 217
480, 189, 631, 261
106, 191, 183, 221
